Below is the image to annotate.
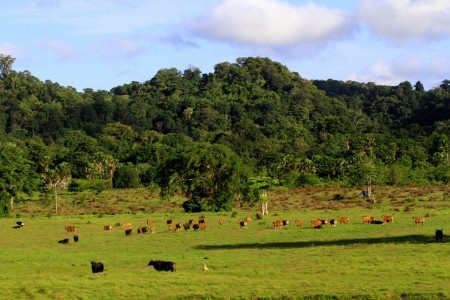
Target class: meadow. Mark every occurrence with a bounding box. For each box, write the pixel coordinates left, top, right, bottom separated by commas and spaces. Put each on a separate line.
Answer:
1, 185, 449, 299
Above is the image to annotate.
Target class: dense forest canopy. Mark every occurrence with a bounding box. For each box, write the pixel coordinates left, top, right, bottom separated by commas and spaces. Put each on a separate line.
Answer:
0, 54, 449, 215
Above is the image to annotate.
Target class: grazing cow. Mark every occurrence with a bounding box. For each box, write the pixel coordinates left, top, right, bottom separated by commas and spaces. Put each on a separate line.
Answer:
58, 238, 69, 244
199, 217, 206, 224
246, 217, 252, 223
123, 223, 132, 229
148, 260, 176, 272
318, 219, 327, 225
125, 228, 132, 236
412, 217, 425, 226
138, 227, 143, 234
176, 223, 183, 230
273, 220, 283, 228
362, 216, 375, 224
189, 219, 194, 225
200, 224, 207, 231
102, 225, 112, 231
141, 227, 149, 233
169, 225, 176, 231
150, 226, 156, 234
65, 226, 76, 233
295, 220, 302, 227
328, 219, 337, 227
311, 220, 322, 229
74, 235, 79, 242
16, 221, 24, 226
238, 221, 248, 228
90, 261, 104, 275
183, 223, 191, 231
338, 217, 349, 224
167, 219, 173, 225
219, 219, 224, 226
282, 220, 290, 226
193, 224, 200, 231
382, 215, 394, 223
436, 229, 444, 242
147, 219, 151, 225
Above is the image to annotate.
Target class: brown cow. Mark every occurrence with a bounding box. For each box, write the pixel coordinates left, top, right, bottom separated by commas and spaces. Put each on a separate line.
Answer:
338, 217, 349, 224
102, 225, 112, 231
382, 215, 394, 223
125, 228, 132, 236
246, 217, 252, 223
147, 219, 151, 225
412, 217, 425, 226
150, 226, 156, 234
219, 219, 224, 226
65, 226, 76, 233
169, 225, 176, 231
183, 223, 191, 231
175, 222, 182, 230
123, 223, 132, 228
362, 216, 375, 224
317, 219, 327, 225
328, 219, 337, 227
295, 220, 302, 227
238, 221, 248, 228
273, 220, 283, 228
138, 227, 143, 234
200, 224, 207, 231
199, 217, 206, 224
311, 220, 322, 229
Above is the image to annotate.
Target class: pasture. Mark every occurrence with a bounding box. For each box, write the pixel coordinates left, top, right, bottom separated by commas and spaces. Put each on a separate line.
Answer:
1, 185, 449, 299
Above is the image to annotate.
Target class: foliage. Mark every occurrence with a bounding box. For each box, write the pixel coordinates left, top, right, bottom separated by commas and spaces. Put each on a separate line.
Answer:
112, 164, 140, 188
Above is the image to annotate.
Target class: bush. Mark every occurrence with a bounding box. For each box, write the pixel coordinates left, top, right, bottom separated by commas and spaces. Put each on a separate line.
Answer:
68, 180, 84, 193
433, 164, 450, 184
296, 173, 322, 187
112, 164, 140, 188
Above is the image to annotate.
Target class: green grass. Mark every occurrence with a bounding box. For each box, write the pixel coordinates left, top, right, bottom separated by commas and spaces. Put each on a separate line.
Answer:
2, 185, 450, 299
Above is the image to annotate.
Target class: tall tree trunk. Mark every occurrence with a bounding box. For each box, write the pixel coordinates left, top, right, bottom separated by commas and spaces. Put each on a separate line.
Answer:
10, 195, 13, 211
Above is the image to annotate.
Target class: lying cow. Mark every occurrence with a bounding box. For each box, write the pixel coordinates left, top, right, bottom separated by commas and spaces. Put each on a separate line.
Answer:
58, 238, 69, 244
148, 260, 176, 272
90, 261, 104, 275
436, 229, 444, 242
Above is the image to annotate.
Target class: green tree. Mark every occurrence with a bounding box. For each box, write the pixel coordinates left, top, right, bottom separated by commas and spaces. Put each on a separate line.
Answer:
242, 176, 279, 215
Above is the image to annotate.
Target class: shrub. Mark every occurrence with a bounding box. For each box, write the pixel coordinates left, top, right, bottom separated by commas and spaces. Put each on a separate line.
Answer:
112, 164, 140, 188
296, 173, 322, 187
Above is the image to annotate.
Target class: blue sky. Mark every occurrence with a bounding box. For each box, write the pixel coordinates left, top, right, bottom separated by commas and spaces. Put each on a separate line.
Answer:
1, 0, 449, 92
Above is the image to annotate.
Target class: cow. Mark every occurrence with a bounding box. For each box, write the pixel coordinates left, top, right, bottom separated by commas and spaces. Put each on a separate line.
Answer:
189, 219, 194, 225
382, 215, 394, 223
200, 224, 207, 231
90, 261, 104, 275
102, 225, 112, 231
238, 221, 248, 228
167, 219, 173, 225
193, 224, 200, 231
65, 226, 76, 233
147, 219, 151, 225
282, 220, 290, 226
338, 217, 349, 224
436, 229, 444, 242
58, 238, 69, 244
123, 223, 132, 229
16, 221, 24, 226
125, 228, 132, 236
150, 226, 156, 234
318, 219, 327, 225
311, 220, 322, 229
148, 260, 176, 272
412, 217, 425, 226
175, 223, 183, 230
328, 219, 337, 227
199, 217, 206, 224
273, 220, 283, 228
141, 227, 149, 233
183, 223, 191, 231
73, 235, 79, 242
246, 217, 252, 223
295, 220, 302, 227
138, 227, 143, 234
219, 219, 224, 226
363, 216, 375, 224
169, 225, 176, 231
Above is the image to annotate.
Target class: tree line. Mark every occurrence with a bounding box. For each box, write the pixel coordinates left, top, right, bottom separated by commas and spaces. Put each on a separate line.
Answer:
0, 54, 449, 216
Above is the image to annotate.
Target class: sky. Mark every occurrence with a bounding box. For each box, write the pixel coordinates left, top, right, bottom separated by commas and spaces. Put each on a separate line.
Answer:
1, 0, 449, 92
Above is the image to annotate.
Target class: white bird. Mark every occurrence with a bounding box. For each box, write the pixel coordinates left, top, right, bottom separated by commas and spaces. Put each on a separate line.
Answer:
202, 263, 209, 271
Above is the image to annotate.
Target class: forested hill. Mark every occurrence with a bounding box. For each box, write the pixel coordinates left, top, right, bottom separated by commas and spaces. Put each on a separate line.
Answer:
0, 55, 449, 213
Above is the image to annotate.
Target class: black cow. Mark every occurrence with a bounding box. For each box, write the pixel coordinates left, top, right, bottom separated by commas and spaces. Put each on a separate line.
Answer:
193, 224, 200, 231
74, 235, 79, 243
58, 238, 69, 244
16, 221, 24, 226
148, 260, 176, 272
90, 261, 104, 275
436, 229, 444, 242
125, 228, 132, 236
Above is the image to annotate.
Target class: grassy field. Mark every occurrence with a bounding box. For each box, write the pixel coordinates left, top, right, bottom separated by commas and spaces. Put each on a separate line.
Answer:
1, 185, 449, 299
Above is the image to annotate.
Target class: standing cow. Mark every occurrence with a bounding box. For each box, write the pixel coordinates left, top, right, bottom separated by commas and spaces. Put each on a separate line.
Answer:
436, 229, 444, 242
148, 260, 176, 272
90, 261, 104, 275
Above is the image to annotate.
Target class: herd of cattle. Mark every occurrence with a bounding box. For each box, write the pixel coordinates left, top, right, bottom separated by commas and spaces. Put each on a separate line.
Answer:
10, 214, 445, 275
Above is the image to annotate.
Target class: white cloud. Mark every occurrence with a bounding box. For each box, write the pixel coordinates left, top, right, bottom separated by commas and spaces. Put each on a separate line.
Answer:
358, 0, 450, 42
346, 56, 450, 89
96, 38, 146, 60
0, 43, 22, 58
36, 40, 80, 60
189, 0, 356, 47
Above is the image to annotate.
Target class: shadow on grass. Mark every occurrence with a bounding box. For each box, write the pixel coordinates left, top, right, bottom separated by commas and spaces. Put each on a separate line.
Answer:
195, 235, 442, 250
